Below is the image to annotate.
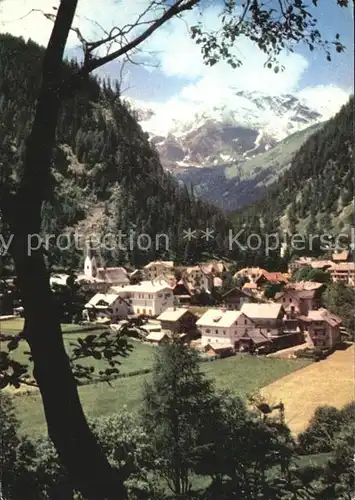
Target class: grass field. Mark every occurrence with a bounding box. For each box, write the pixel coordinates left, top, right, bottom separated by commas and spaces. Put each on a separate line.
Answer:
11, 348, 309, 438
1, 335, 155, 377
261, 344, 355, 435
0, 317, 97, 334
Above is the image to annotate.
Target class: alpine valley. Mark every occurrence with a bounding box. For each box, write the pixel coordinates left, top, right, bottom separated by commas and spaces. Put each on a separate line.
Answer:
127, 91, 348, 210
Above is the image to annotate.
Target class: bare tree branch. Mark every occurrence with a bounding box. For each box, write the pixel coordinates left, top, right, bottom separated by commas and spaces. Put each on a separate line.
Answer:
66, 0, 200, 87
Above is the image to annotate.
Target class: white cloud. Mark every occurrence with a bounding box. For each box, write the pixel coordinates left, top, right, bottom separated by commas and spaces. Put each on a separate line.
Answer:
0, 0, 351, 120
139, 4, 351, 119
0, 0, 161, 52
297, 85, 351, 119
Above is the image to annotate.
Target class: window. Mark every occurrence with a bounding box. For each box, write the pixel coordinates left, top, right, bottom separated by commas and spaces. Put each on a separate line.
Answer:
215, 330, 218, 334
205, 328, 210, 333
137, 308, 140, 314
223, 330, 226, 335
245, 319, 247, 324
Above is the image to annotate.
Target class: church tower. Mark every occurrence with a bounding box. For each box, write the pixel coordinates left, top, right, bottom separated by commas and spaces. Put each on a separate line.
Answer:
84, 240, 97, 278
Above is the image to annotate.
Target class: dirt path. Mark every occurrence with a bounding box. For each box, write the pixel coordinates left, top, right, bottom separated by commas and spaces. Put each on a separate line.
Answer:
261, 345, 354, 435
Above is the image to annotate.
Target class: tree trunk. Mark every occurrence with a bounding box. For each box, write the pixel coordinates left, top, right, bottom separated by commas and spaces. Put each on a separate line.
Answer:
5, 1, 127, 498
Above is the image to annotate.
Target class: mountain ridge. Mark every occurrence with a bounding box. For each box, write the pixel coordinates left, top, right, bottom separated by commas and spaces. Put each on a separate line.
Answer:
126, 90, 344, 173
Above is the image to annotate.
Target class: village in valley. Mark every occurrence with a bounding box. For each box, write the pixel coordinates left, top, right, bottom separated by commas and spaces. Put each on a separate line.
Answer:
9, 246, 350, 361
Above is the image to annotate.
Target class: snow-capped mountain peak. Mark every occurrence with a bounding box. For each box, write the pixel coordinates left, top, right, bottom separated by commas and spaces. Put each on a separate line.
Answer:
124, 90, 346, 171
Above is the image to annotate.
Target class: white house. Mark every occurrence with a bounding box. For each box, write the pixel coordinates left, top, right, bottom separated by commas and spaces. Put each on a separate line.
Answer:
84, 293, 130, 322
240, 303, 285, 335
196, 308, 254, 347
143, 261, 174, 280
110, 281, 174, 317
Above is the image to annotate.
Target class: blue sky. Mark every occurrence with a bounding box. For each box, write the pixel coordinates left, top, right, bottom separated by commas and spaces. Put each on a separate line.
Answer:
1, 0, 353, 113
295, 1, 353, 90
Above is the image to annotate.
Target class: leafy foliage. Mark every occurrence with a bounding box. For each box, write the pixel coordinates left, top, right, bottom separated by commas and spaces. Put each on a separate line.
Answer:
192, 0, 348, 71
292, 267, 331, 284
322, 282, 354, 333
298, 402, 355, 454
141, 339, 217, 496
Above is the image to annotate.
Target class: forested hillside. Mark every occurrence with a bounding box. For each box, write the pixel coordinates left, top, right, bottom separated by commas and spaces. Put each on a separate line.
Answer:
233, 96, 354, 247
0, 34, 234, 269
176, 122, 324, 211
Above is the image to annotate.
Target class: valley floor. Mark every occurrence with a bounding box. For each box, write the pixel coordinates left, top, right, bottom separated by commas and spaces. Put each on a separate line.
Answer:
261, 344, 354, 435
11, 345, 309, 438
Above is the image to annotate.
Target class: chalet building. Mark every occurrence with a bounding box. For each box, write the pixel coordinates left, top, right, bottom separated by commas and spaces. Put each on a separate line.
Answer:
240, 303, 285, 335
157, 308, 198, 335
300, 308, 342, 349
84, 293, 129, 322
143, 261, 174, 281
110, 281, 174, 317
222, 287, 260, 310
274, 288, 322, 316
152, 275, 192, 304
185, 266, 213, 292
329, 262, 355, 286
196, 308, 254, 347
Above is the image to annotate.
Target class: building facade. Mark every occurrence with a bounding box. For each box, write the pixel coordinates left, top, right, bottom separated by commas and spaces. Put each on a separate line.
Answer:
196, 309, 255, 347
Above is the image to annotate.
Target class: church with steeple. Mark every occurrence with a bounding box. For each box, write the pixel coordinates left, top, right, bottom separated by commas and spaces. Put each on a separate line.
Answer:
76, 239, 130, 290
83, 241, 98, 279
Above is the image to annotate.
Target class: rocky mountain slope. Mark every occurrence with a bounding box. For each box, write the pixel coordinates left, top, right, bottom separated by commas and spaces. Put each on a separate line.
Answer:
127, 91, 337, 171
127, 91, 345, 210
174, 122, 324, 210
